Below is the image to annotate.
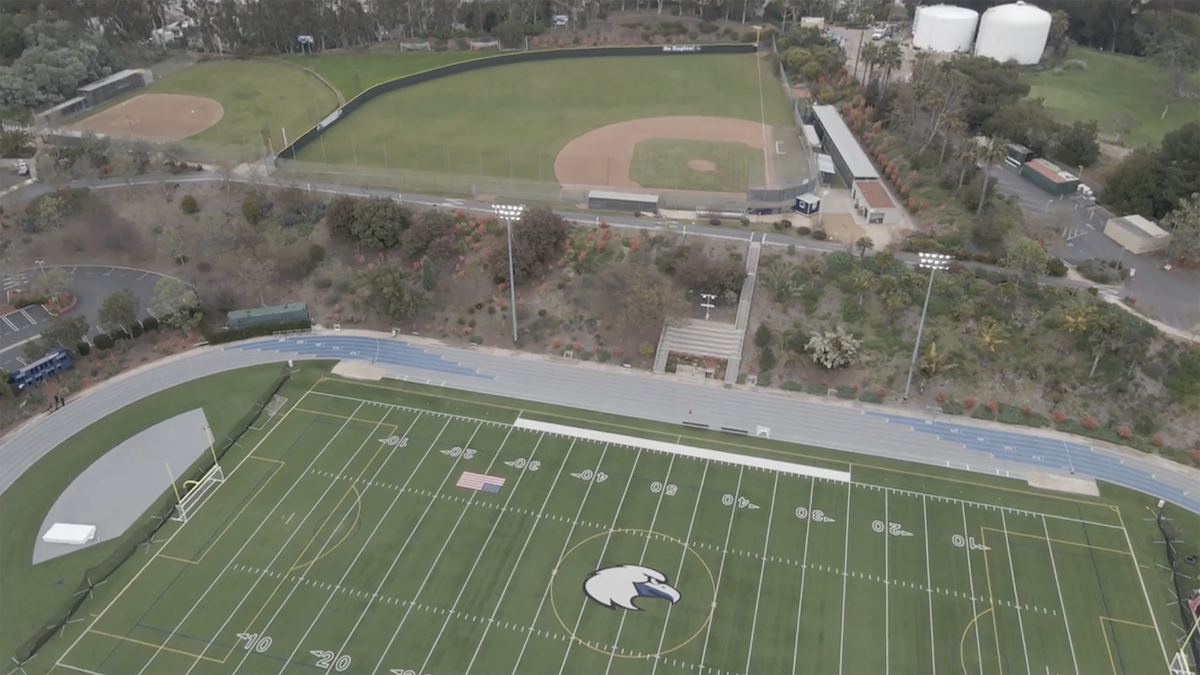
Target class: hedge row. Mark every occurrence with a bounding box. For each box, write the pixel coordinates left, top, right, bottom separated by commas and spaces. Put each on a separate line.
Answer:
89, 316, 159, 352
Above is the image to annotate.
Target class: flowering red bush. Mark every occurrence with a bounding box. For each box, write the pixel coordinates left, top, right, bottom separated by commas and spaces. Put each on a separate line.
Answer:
1082, 416, 1096, 430
1150, 433, 1163, 446
1053, 410, 1067, 423
963, 397, 976, 409
1022, 405, 1033, 416
876, 387, 886, 397
936, 390, 947, 404
1187, 448, 1200, 465
986, 400, 999, 413
1117, 426, 1132, 439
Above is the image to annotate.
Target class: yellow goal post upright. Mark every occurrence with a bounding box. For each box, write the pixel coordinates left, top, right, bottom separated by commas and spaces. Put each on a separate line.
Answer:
1172, 618, 1200, 675
169, 424, 227, 524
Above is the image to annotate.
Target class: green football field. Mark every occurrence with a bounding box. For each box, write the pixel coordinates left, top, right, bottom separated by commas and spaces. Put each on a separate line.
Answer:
48, 374, 1175, 675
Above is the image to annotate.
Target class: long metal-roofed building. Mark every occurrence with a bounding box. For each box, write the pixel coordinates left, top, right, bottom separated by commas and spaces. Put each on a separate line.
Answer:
809, 104, 879, 186
225, 302, 311, 331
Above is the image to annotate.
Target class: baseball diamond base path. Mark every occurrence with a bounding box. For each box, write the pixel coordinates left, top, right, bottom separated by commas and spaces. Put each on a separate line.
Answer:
69, 94, 224, 142
32, 408, 211, 564
555, 116, 772, 189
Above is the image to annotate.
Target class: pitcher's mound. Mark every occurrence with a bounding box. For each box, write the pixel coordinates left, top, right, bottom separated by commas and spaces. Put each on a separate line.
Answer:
688, 159, 718, 172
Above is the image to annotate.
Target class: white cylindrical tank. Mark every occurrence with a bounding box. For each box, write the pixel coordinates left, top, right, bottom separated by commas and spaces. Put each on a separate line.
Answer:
913, 5, 979, 53
973, 1, 1052, 65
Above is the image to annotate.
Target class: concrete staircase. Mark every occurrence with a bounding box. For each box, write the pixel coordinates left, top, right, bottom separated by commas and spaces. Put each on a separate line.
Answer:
725, 239, 762, 383
652, 319, 743, 374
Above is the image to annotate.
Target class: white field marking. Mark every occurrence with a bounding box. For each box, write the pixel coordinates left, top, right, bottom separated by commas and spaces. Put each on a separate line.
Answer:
1042, 516, 1079, 675
922, 496, 937, 675
791, 476, 816, 675
650, 459, 709, 675
1001, 510, 1032, 675
52, 664, 107, 675
370, 425, 516, 672
417, 434, 548, 674
228, 411, 397, 675
307, 390, 504, 428
53, 386, 314, 675
273, 414, 443, 675
855, 483, 1123, 530
961, 503, 983, 675
745, 472, 780, 675
775, 141, 785, 154
603, 455, 677, 675
509, 444, 612, 675
696, 465, 746, 673
837, 484, 853, 675
1117, 516, 1170, 668
157, 400, 372, 675
463, 440, 577, 675
884, 489, 890, 675
755, 54, 771, 187
554, 448, 645, 675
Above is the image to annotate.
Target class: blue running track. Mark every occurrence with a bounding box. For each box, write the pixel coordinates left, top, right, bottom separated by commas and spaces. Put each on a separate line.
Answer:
223, 336, 491, 380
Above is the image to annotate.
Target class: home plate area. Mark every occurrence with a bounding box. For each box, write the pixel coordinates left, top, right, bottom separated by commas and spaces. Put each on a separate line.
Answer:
54, 378, 1166, 675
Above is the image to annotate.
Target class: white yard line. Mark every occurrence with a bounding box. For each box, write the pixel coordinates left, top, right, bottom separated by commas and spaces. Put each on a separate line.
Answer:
1001, 511, 1032, 675
837, 484, 853, 675
554, 448, 645, 675
603, 455, 676, 675
368, 425, 513, 672
1042, 516, 1079, 675
922, 495, 937, 675
53, 388, 313, 674
744, 472, 780, 675
463, 440, 577, 675
961, 503, 984, 675
229, 412, 396, 675
884, 490, 891, 675
168, 401, 372, 675
860, 483, 1124, 530
650, 460, 709, 675
509, 444, 612, 675
696, 465, 746, 673
416, 435, 548, 674
791, 476, 816, 675
1117, 514, 1171, 668
274, 414, 444, 674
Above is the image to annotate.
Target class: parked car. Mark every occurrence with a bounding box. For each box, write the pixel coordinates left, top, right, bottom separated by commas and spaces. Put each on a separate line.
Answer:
16, 160, 29, 175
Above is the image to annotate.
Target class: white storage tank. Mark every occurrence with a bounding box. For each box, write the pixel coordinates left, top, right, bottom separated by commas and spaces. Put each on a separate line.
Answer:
973, 1, 1052, 65
913, 5, 979, 53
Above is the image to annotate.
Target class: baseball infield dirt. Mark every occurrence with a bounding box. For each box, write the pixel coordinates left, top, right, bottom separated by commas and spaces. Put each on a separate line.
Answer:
69, 94, 224, 143
554, 116, 771, 189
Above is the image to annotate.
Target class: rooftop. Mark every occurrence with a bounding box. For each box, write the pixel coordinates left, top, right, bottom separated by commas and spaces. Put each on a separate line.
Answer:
854, 180, 894, 209
811, 105, 879, 180
588, 190, 659, 204
1107, 215, 1169, 241
76, 69, 143, 92
1024, 158, 1077, 184
227, 302, 308, 320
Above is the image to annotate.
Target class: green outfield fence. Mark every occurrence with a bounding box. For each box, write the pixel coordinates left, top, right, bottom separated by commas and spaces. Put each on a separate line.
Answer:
1155, 504, 1200, 671
11, 364, 293, 666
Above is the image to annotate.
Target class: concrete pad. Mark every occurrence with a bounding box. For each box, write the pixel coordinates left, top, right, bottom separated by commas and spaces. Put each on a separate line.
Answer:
331, 360, 388, 381
34, 408, 211, 564
1026, 471, 1100, 496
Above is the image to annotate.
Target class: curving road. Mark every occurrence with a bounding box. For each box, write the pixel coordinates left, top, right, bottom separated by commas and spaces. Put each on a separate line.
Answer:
2, 329, 1196, 516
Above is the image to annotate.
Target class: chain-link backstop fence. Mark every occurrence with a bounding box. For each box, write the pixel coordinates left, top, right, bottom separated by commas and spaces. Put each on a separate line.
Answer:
1155, 504, 1200, 673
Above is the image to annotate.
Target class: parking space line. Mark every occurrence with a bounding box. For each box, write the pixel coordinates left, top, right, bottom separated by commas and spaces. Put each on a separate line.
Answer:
2, 315, 16, 331
19, 309, 35, 325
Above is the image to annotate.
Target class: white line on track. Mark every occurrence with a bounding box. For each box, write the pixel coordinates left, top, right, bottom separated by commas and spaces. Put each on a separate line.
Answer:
696, 465, 745, 673
1042, 515, 1079, 675
961, 502, 983, 675
744, 472, 779, 674
165, 401, 372, 675
509, 444, 612, 675
650, 459, 708, 675
229, 411, 397, 675
554, 448, 644, 675
923, 495, 937, 675
604, 455, 676, 675
1001, 510, 1031, 675
274, 414, 444, 674
837, 483, 853, 675
791, 476, 816, 675
416, 434, 548, 673
463, 440, 577, 674
369, 425, 513, 672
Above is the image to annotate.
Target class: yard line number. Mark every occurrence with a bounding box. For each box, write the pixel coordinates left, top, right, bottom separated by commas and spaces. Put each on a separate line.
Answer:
721, 493, 760, 509
389, 670, 427, 675
380, 435, 409, 447
235, 633, 271, 653
795, 507, 835, 523
570, 469, 608, 483
650, 481, 678, 496
440, 446, 475, 459
872, 520, 914, 537
505, 457, 540, 471
311, 650, 352, 672
951, 534, 991, 551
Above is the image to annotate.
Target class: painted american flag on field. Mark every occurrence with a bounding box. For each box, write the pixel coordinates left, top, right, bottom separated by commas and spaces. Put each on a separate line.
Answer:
456, 471, 505, 494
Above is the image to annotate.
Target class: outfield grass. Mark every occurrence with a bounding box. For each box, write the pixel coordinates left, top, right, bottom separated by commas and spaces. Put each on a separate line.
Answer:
629, 139, 766, 192
1024, 46, 1200, 148
23, 365, 1194, 675
293, 54, 794, 184
282, 52, 487, 100
0, 364, 298, 663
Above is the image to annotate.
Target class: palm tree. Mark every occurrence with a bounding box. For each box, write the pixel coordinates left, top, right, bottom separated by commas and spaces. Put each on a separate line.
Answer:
975, 136, 1010, 217
1088, 313, 1123, 378
919, 341, 956, 378
976, 316, 1008, 354
859, 41, 881, 85
877, 40, 904, 87
854, 236, 874, 259
955, 141, 980, 195
0, 128, 34, 158
1061, 301, 1095, 335
937, 113, 964, 171
760, 261, 803, 304
848, 268, 875, 308
882, 291, 908, 325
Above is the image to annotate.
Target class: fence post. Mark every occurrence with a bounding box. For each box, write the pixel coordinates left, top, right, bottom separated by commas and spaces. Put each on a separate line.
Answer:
383, 142, 388, 168
351, 137, 358, 166
509, 148, 513, 179
479, 148, 484, 175
320, 134, 327, 165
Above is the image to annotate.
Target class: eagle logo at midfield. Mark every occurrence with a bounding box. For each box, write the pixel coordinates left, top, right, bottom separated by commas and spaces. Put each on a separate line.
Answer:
583, 564, 681, 611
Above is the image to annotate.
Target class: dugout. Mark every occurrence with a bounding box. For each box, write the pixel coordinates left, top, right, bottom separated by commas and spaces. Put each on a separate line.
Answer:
76, 69, 148, 108
8, 348, 72, 392
587, 190, 659, 214
226, 302, 310, 330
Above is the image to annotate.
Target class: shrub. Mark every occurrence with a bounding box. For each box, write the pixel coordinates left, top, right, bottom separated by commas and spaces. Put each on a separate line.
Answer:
1046, 257, 1068, 277
1081, 416, 1096, 430
308, 244, 327, 265
812, 230, 827, 241
142, 316, 159, 331
1150, 433, 1163, 446
1188, 448, 1200, 465
941, 400, 964, 415
1052, 410, 1067, 423
75, 341, 91, 357
758, 346, 776, 372
1062, 59, 1087, 71
935, 390, 947, 404
179, 194, 199, 214
963, 397, 976, 409
241, 195, 263, 224
597, 350, 611, 363
858, 390, 883, 404
835, 385, 856, 399
754, 322, 772, 349
1117, 426, 1133, 439
794, 226, 811, 236
196, 261, 212, 273
93, 333, 114, 350
315, 277, 333, 289
468, 335, 483, 345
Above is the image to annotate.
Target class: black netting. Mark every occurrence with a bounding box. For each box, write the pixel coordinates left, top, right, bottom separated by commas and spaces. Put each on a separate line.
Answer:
12, 364, 292, 665
1155, 505, 1200, 671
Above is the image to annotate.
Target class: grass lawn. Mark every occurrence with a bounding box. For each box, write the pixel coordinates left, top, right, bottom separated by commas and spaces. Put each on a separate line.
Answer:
16, 363, 1194, 674
283, 52, 487, 100
629, 139, 766, 192
292, 54, 794, 184
0, 364, 299, 663
1024, 46, 1200, 148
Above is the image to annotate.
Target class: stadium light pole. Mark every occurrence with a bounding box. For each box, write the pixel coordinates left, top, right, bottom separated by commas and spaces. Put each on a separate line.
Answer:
902, 252, 954, 401
493, 204, 525, 344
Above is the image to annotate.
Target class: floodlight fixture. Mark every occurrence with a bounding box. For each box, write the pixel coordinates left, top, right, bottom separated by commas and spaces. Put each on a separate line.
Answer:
493, 204, 526, 344
917, 251, 953, 271
903, 252, 956, 401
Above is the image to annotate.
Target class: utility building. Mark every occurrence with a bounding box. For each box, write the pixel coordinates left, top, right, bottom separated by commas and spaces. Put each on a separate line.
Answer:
1104, 215, 1172, 254
226, 303, 311, 330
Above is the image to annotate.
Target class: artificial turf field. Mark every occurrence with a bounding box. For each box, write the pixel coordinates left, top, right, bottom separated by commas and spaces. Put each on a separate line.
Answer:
48, 374, 1176, 675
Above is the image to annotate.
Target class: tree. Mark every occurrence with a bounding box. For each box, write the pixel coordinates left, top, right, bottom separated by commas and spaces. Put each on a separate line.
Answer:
669, 246, 746, 295
854, 236, 874, 259
98, 289, 139, 332
974, 136, 1009, 217
754, 322, 773, 349
494, 19, 527, 49
759, 260, 803, 303
1060, 300, 1096, 335
1001, 237, 1050, 283
27, 315, 89, 359
805, 327, 863, 370
1088, 312, 1124, 378
357, 262, 423, 321
1161, 192, 1200, 264
351, 197, 408, 249
32, 266, 68, 297
0, 127, 33, 158
1055, 120, 1100, 168
919, 341, 955, 378
325, 195, 357, 237
157, 222, 190, 265
238, 257, 277, 306
241, 194, 263, 225
848, 268, 875, 308
623, 264, 688, 330
420, 256, 435, 291
954, 141, 980, 195
1103, 122, 1200, 220
490, 207, 569, 286
152, 277, 201, 331
975, 316, 1008, 355
403, 209, 455, 258
1109, 112, 1137, 146
1136, 10, 1200, 102
36, 194, 63, 236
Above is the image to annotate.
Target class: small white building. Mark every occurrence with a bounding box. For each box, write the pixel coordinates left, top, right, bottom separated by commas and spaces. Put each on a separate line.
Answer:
852, 180, 900, 224
1104, 215, 1172, 254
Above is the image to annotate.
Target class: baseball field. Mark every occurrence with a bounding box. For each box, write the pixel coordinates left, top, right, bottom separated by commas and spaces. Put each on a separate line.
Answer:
11, 362, 1193, 675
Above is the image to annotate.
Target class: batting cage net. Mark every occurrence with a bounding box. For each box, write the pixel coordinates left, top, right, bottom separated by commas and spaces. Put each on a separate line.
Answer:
11, 364, 293, 665
1156, 505, 1200, 675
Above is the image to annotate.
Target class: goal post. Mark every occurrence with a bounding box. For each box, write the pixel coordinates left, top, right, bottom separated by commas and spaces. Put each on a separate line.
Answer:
1171, 650, 1195, 675
171, 463, 226, 523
